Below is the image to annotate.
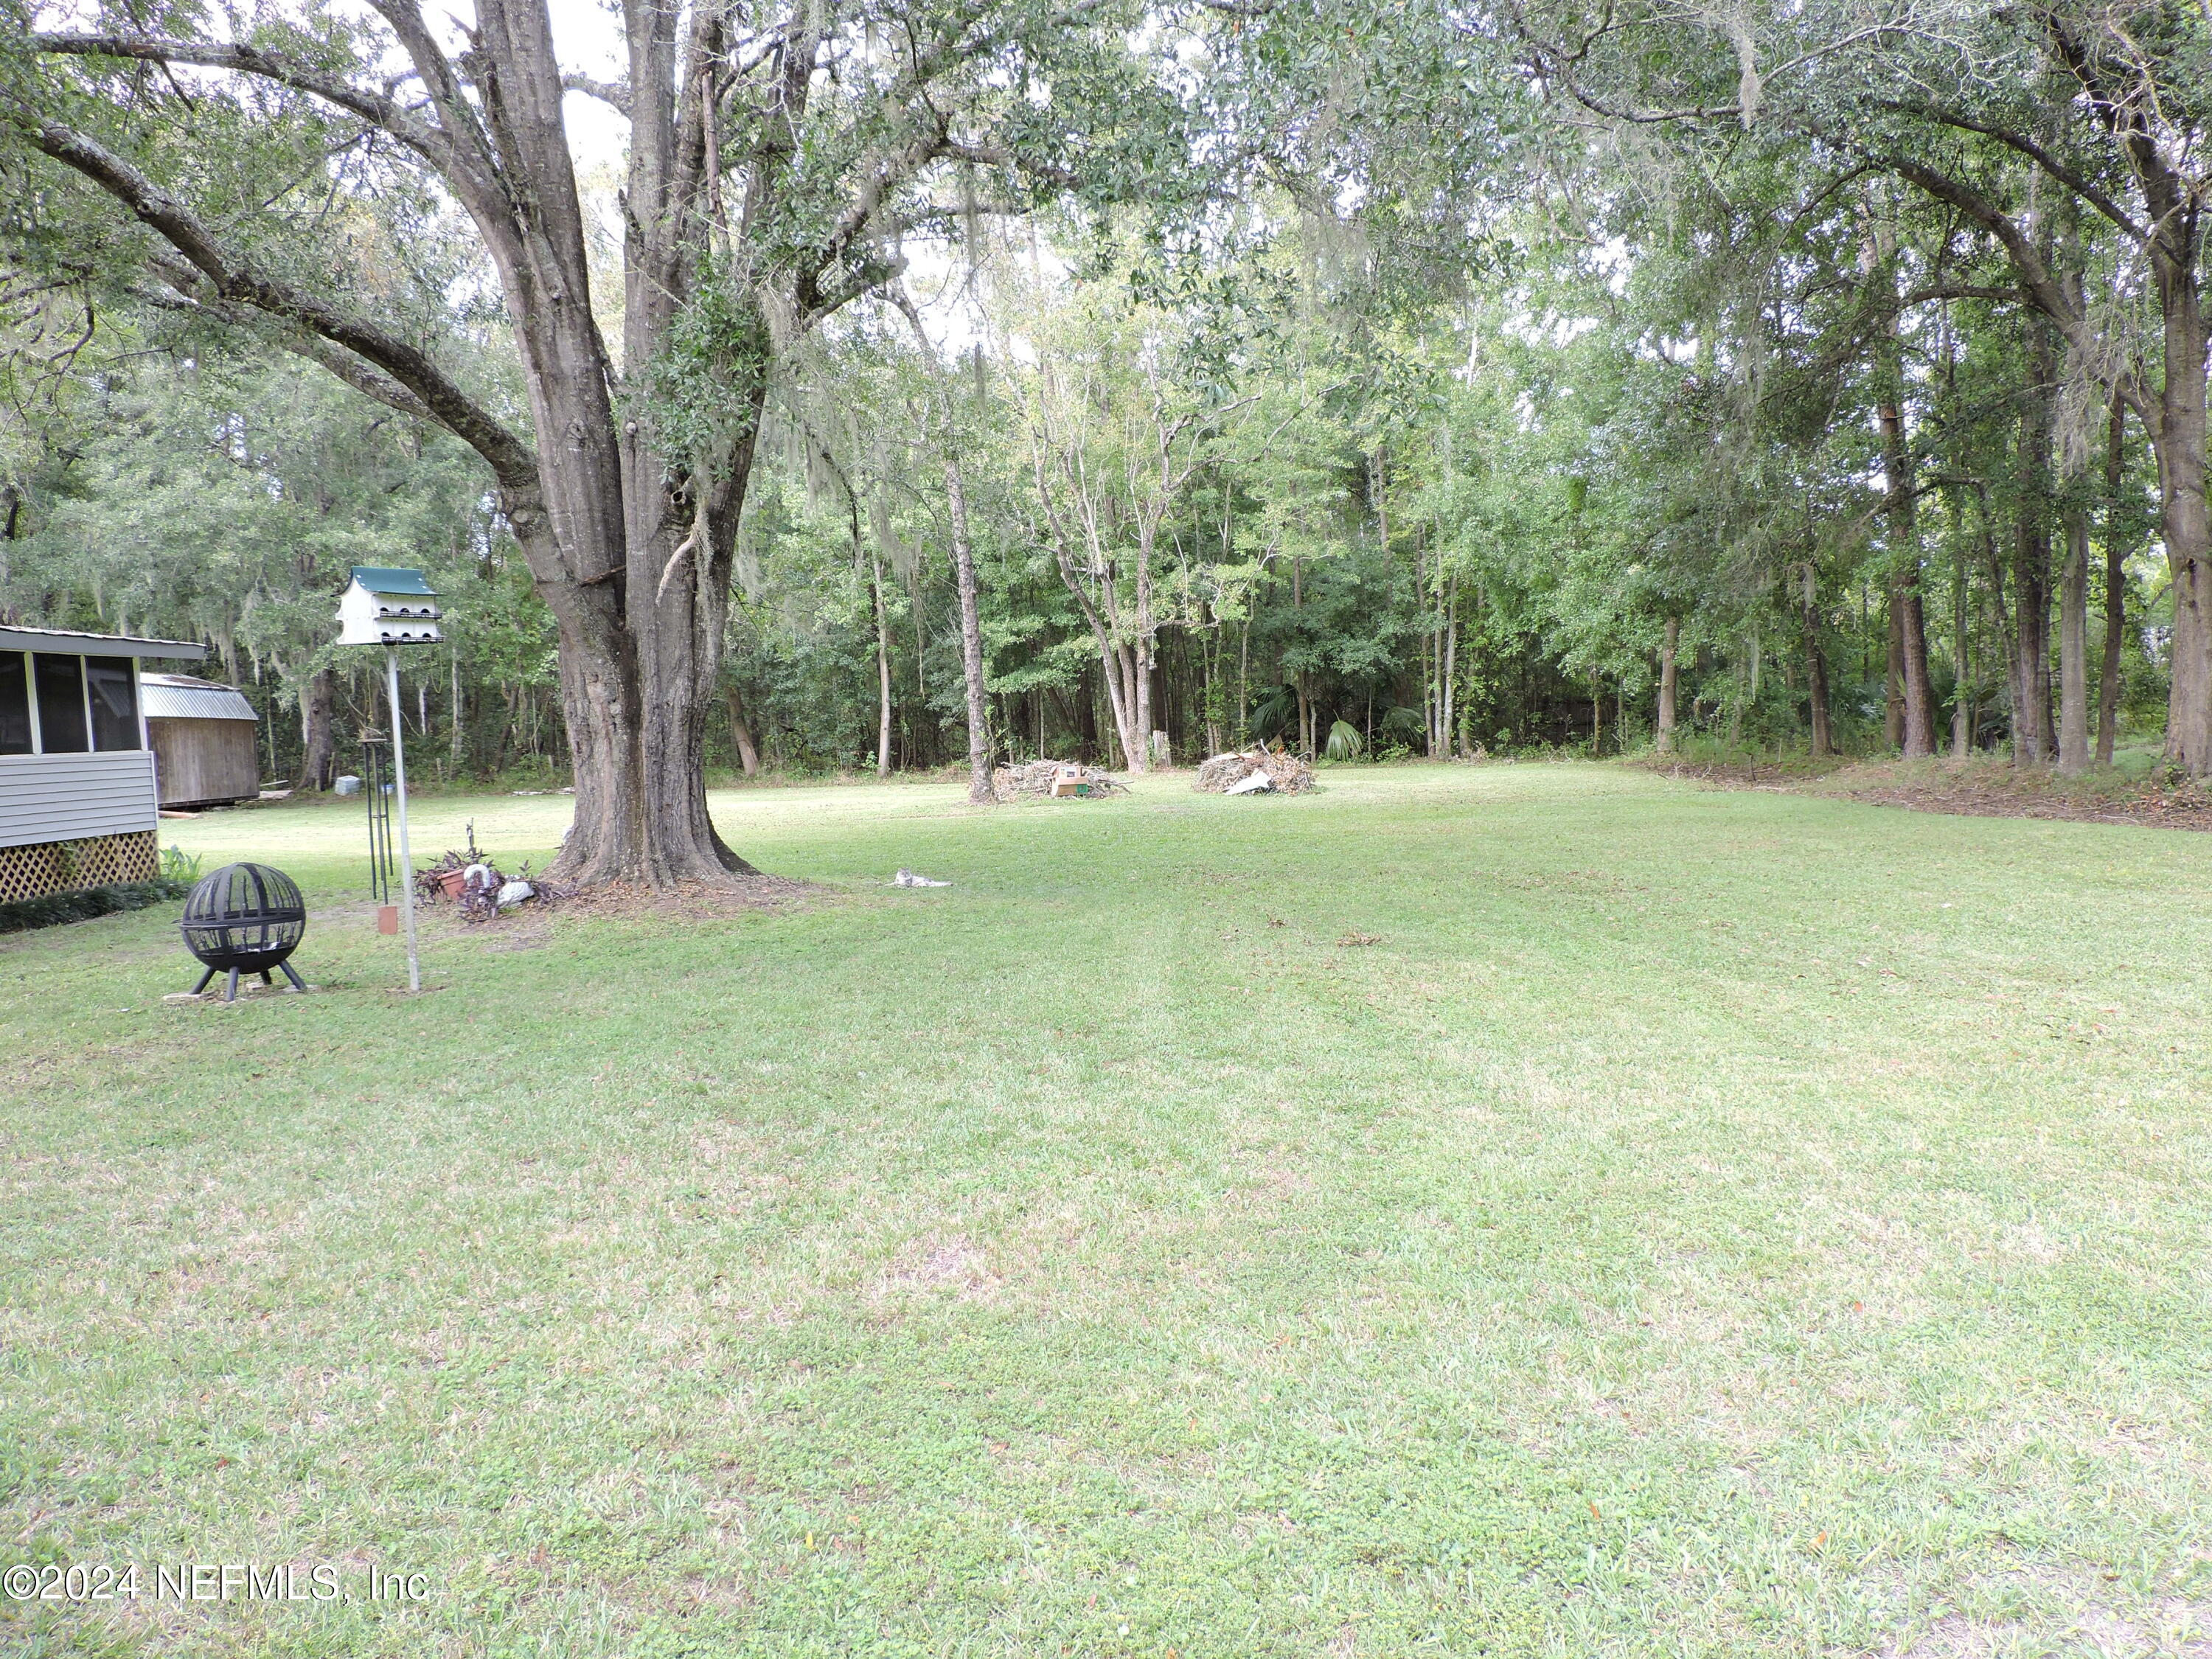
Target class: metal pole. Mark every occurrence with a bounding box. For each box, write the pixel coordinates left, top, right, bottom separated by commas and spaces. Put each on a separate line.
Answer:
385, 647, 422, 992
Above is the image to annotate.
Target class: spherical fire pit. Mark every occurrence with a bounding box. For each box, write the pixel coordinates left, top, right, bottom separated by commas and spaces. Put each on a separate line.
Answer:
181, 863, 309, 1001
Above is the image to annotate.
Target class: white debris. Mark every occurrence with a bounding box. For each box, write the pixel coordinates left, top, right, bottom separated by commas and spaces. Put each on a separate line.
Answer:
495, 880, 535, 909
894, 869, 951, 887
333, 775, 362, 796
1224, 770, 1276, 795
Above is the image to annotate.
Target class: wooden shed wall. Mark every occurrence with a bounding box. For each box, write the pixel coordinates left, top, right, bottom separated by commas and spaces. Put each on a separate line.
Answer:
149, 717, 259, 807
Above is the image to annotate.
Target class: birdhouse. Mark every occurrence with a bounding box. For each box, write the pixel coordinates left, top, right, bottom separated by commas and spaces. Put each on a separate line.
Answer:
337, 567, 443, 647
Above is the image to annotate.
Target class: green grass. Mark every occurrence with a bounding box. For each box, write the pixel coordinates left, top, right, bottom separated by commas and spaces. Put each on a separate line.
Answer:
5, 763, 2211, 1657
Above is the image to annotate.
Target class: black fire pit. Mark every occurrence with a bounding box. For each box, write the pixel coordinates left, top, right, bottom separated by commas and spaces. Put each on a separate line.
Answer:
181, 863, 309, 1001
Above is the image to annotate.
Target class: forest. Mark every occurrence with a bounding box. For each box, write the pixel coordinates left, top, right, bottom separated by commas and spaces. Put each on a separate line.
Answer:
1, 0, 2204, 877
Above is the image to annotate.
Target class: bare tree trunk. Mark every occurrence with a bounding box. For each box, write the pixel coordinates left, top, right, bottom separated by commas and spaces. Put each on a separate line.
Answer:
1952, 528, 1974, 758
724, 686, 760, 779
1885, 595, 1905, 750
1238, 611, 1251, 746
2059, 503, 2092, 773
1898, 584, 1935, 756
1034, 447, 1141, 771
1803, 571, 1833, 757
1863, 204, 1937, 758
2053, 191, 2092, 777
1442, 580, 1459, 755
2157, 310, 2212, 772
300, 668, 337, 791
1133, 535, 1154, 761
449, 650, 465, 768
943, 448, 993, 803
2015, 313, 2057, 765
2098, 403, 2126, 767
1657, 616, 1679, 752
870, 554, 893, 777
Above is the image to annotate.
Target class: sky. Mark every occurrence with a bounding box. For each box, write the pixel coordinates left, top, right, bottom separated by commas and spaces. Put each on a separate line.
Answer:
544, 0, 627, 177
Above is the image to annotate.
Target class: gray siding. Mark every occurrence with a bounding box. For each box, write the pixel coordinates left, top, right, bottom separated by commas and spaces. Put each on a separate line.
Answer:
0, 751, 159, 849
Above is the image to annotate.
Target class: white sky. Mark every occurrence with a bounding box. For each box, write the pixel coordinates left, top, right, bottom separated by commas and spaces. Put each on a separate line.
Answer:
546, 0, 627, 175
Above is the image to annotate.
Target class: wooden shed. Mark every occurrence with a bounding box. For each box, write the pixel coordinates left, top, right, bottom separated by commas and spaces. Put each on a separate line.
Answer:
0, 624, 207, 905
142, 674, 261, 808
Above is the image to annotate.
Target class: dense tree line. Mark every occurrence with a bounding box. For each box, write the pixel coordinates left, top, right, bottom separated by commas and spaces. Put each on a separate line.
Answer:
1, 0, 2201, 879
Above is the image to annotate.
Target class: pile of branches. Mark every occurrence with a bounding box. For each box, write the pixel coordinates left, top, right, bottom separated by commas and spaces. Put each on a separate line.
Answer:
990, 759, 1127, 802
416, 836, 569, 922
1194, 748, 1317, 795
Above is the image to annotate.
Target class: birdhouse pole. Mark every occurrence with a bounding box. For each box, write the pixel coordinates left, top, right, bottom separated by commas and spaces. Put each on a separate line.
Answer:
336, 566, 442, 994
383, 645, 422, 993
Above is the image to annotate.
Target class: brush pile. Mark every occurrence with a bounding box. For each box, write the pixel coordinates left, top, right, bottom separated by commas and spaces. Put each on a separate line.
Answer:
991, 759, 1127, 802
415, 824, 569, 921
1194, 748, 1316, 795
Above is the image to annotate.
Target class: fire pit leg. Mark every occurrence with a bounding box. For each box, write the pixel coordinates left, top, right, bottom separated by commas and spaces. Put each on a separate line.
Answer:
278, 961, 308, 992
192, 967, 217, 996
225, 968, 240, 1003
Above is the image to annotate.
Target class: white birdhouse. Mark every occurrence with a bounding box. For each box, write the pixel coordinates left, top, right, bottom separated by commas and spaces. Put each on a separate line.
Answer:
337, 567, 444, 647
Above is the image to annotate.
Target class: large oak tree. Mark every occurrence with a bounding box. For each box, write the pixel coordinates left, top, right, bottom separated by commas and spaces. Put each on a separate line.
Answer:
4, 0, 1174, 881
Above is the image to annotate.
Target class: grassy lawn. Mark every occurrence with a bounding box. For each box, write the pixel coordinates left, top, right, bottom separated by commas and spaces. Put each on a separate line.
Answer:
5, 762, 2211, 1658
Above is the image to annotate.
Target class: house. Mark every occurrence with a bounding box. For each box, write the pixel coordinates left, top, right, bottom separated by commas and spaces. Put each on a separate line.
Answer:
0, 624, 209, 905
142, 674, 261, 808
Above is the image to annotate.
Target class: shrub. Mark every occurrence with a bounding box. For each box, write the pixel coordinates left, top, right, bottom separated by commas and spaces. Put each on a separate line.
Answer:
0, 878, 192, 935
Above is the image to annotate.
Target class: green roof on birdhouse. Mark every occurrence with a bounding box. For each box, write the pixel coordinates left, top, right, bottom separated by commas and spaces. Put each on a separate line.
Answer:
349, 566, 437, 596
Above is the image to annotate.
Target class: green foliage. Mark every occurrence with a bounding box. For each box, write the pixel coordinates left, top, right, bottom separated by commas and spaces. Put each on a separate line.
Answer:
1323, 717, 1363, 761
0, 877, 188, 935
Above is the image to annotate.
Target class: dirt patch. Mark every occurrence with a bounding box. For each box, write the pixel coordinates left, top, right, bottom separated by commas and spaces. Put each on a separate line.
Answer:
1645, 755, 2212, 832
540, 874, 821, 922
1638, 756, 1850, 788
1819, 760, 2212, 832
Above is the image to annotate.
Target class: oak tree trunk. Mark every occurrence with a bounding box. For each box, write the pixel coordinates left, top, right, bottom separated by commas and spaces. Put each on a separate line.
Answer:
1656, 616, 1678, 751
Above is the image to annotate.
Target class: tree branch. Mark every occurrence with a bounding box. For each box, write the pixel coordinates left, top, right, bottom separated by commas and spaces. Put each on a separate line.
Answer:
17, 112, 540, 488
1898, 282, 2028, 307
34, 33, 457, 168
1873, 100, 2148, 243
137, 276, 450, 426
561, 72, 633, 116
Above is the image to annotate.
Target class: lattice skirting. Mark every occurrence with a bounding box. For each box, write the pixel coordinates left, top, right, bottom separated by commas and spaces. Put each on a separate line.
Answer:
0, 831, 159, 905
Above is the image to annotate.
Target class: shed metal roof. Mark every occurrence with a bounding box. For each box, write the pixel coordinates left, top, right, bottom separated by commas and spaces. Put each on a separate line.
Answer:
0, 623, 206, 660
142, 674, 258, 723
